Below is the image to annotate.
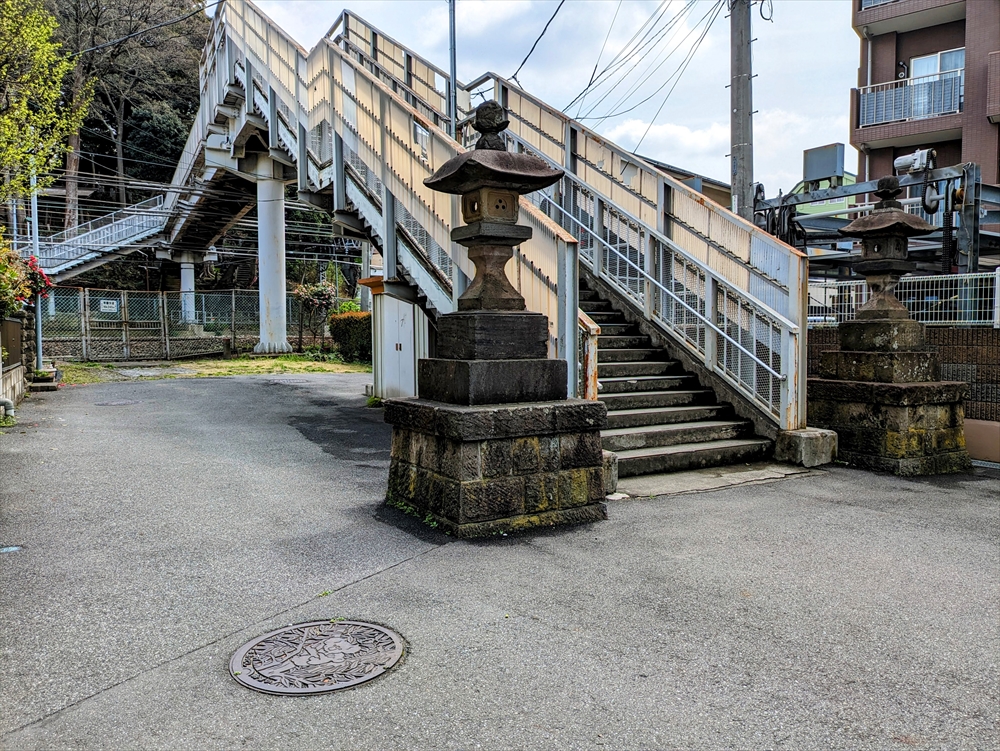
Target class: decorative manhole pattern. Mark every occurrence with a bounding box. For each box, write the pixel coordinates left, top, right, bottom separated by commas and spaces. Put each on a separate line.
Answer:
229, 620, 404, 695
94, 400, 142, 406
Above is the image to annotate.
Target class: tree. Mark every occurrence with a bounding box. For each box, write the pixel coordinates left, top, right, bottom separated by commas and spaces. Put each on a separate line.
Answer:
48, 0, 208, 225
0, 0, 88, 203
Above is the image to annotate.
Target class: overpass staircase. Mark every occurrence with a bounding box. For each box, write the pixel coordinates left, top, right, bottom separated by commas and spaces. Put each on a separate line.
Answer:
35, 0, 810, 476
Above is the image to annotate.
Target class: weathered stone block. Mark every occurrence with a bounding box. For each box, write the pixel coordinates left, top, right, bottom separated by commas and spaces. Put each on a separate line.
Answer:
524, 472, 558, 514
462, 476, 525, 521
436, 311, 549, 360
482, 439, 513, 478
419, 358, 567, 405
602, 450, 618, 495
838, 318, 927, 352
820, 351, 939, 383
439, 440, 481, 481
558, 468, 591, 509
559, 431, 603, 469
774, 428, 837, 467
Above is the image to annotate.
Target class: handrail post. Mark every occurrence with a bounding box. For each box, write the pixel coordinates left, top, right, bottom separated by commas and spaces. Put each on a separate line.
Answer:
704, 273, 718, 372
557, 238, 580, 397
593, 195, 605, 280
642, 231, 653, 320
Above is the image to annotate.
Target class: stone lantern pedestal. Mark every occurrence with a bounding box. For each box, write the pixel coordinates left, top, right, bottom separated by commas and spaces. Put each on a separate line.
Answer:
807, 177, 971, 476
383, 102, 607, 537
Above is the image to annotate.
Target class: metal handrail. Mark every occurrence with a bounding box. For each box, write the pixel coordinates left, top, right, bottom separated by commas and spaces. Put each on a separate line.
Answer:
542, 193, 787, 382
859, 69, 964, 126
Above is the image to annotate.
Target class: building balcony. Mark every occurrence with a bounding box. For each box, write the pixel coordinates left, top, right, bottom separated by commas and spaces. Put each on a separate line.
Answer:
854, 0, 965, 36
858, 71, 963, 126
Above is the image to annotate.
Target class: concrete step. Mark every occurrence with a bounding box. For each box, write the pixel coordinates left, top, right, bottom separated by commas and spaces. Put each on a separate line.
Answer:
615, 438, 773, 477
600, 389, 714, 410
598, 348, 669, 363
601, 420, 752, 452
599, 375, 697, 394
605, 404, 731, 429
579, 300, 613, 313
597, 335, 650, 349
588, 311, 628, 323
597, 323, 641, 336
578, 288, 601, 301
597, 360, 683, 378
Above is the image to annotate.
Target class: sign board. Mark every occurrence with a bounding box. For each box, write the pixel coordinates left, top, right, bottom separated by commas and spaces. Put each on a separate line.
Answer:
99, 299, 119, 314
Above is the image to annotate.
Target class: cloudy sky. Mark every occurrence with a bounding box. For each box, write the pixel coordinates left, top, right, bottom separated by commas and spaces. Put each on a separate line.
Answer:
255, 0, 861, 195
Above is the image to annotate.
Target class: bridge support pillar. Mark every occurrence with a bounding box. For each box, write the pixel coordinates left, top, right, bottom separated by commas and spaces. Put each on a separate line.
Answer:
254, 159, 292, 353
180, 262, 196, 323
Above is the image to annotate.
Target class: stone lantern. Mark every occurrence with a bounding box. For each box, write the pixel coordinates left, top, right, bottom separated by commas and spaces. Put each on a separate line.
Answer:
382, 101, 609, 537
807, 176, 971, 475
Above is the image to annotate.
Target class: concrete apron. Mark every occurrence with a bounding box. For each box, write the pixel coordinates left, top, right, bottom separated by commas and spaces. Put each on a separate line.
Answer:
615, 462, 818, 498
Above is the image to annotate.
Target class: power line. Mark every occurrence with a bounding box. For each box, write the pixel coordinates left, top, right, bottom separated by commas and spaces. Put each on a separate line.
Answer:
69, 0, 222, 58
510, 0, 566, 86
576, 0, 623, 117
627, 0, 725, 155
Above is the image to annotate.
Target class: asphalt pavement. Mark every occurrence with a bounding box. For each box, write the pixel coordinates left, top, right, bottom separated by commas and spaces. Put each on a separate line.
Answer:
1, 373, 997, 751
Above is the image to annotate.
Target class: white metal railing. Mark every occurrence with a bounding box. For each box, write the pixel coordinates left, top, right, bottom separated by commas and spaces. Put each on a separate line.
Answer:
532, 189, 799, 424
184, 0, 807, 422
860, 0, 898, 9
809, 270, 1000, 328
461, 73, 806, 428
34, 196, 166, 272
859, 70, 964, 127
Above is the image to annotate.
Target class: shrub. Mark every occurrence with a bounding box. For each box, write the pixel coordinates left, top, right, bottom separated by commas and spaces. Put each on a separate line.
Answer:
328, 311, 371, 362
335, 299, 361, 313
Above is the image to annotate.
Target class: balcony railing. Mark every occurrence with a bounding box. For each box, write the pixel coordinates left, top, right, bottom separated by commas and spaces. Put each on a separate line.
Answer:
859, 70, 964, 127
860, 0, 899, 9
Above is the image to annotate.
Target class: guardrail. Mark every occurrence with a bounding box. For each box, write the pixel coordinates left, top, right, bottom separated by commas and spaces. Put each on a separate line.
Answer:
808, 270, 1000, 328
859, 70, 964, 127
34, 195, 166, 272
461, 73, 806, 429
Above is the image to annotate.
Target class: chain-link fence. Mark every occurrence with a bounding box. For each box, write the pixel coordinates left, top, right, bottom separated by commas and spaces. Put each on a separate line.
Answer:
41, 287, 342, 361
808, 270, 1000, 328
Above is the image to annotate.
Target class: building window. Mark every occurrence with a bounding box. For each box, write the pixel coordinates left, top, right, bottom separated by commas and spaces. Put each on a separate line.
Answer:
909, 48, 964, 120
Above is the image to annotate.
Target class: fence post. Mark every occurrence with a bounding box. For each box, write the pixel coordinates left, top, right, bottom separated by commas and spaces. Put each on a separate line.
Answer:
162, 292, 171, 360
231, 289, 237, 351
122, 290, 130, 360
79, 288, 88, 361
992, 267, 1000, 329
83, 288, 92, 361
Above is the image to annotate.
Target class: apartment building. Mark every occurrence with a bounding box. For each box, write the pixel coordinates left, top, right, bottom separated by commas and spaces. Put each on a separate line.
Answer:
849, 0, 999, 187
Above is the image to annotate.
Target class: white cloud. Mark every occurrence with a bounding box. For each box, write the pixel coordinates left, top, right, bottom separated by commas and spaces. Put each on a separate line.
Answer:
604, 119, 730, 181
257, 0, 859, 197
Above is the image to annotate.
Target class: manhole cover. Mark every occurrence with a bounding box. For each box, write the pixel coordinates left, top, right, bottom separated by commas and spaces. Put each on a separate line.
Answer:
229, 620, 404, 695
95, 400, 141, 406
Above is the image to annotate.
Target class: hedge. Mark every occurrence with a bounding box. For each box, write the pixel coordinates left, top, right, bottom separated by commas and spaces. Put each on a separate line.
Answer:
328, 311, 372, 362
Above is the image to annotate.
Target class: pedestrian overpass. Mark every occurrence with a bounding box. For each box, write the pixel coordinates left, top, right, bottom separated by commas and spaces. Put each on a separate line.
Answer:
33, 0, 810, 468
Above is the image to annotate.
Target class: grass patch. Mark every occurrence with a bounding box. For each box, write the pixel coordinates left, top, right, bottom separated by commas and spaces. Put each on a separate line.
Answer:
60, 362, 119, 385
186, 355, 370, 377
0, 415, 16, 428
56, 355, 371, 385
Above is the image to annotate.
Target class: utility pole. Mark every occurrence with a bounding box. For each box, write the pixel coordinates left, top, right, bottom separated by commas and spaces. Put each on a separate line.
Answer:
30, 172, 43, 370
448, 0, 458, 138
730, 0, 754, 221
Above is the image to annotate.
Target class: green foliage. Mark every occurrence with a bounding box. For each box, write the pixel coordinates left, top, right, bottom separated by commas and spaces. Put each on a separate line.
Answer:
0, 242, 51, 317
335, 299, 361, 314
302, 344, 343, 363
124, 103, 189, 183
365, 395, 383, 408
328, 312, 372, 363
0, 0, 89, 201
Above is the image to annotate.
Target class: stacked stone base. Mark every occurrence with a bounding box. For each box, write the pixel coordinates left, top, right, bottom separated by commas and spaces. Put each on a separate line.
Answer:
808, 379, 971, 476
385, 398, 607, 538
